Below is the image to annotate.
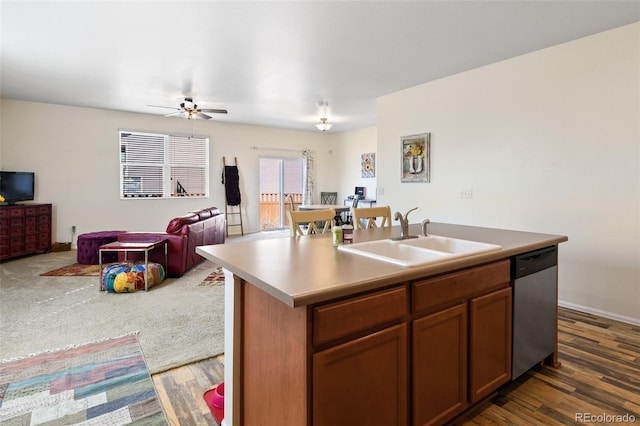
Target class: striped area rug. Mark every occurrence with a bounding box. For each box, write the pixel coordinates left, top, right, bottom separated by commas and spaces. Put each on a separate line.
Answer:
0, 334, 167, 425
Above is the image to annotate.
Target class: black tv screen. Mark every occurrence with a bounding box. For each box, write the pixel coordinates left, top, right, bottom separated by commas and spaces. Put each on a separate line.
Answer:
0, 172, 35, 204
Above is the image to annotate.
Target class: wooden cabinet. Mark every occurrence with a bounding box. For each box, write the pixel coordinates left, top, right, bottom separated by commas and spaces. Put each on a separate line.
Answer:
411, 260, 511, 426
241, 283, 407, 426
469, 287, 512, 403
312, 286, 407, 425
239, 260, 512, 426
313, 324, 407, 425
413, 303, 468, 426
0, 203, 51, 262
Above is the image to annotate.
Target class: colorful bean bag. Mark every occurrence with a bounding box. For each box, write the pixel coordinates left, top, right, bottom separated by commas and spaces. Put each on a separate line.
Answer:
101, 262, 165, 293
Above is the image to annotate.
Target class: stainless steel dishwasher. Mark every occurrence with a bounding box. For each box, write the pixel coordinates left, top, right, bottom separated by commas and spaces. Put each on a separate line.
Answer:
511, 245, 558, 379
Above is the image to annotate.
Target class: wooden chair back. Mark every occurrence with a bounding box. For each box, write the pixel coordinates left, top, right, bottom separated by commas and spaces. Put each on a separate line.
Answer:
351, 206, 392, 230
288, 208, 336, 236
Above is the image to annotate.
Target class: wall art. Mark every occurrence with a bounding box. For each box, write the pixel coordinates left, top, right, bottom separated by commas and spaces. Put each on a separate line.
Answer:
401, 133, 430, 183
361, 152, 375, 178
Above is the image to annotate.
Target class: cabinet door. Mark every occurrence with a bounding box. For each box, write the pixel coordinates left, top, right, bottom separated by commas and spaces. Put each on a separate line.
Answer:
412, 303, 468, 426
313, 324, 407, 426
469, 287, 512, 403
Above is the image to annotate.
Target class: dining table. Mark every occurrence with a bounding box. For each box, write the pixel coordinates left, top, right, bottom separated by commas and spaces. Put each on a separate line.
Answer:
298, 204, 351, 225
298, 204, 350, 213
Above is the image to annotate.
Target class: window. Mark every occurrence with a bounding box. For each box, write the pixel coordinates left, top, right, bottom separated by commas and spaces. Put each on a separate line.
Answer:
119, 131, 209, 199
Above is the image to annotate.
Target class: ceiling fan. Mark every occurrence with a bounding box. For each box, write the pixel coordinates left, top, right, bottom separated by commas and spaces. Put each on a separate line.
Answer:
148, 97, 228, 120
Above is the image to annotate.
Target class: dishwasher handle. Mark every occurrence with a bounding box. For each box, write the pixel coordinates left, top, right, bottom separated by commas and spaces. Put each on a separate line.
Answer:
513, 245, 558, 278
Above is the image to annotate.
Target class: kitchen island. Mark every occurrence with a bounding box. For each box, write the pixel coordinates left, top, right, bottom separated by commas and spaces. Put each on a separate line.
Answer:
196, 222, 567, 426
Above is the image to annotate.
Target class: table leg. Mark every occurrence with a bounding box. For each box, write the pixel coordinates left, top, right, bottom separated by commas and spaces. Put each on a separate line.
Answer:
164, 241, 168, 278
144, 249, 149, 291
99, 249, 103, 291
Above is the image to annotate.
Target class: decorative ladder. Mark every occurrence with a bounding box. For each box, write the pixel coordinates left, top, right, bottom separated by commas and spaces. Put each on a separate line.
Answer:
222, 156, 244, 236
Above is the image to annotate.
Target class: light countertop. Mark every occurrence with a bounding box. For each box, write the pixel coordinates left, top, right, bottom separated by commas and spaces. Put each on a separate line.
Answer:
196, 222, 567, 308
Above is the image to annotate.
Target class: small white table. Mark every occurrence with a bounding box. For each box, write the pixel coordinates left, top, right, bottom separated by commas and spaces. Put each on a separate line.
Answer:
344, 198, 377, 208
98, 240, 168, 291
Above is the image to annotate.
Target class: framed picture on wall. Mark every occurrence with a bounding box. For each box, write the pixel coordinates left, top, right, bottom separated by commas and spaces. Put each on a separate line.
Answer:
401, 133, 430, 183
361, 153, 375, 178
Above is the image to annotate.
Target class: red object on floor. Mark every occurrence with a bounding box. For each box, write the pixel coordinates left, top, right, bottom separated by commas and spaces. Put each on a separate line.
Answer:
203, 382, 224, 424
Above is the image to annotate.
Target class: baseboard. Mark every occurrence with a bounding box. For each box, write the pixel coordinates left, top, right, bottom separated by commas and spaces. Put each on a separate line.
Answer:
558, 300, 640, 326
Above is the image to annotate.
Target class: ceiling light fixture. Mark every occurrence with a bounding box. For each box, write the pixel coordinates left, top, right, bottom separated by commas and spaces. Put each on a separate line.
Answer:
315, 101, 333, 132
316, 117, 332, 132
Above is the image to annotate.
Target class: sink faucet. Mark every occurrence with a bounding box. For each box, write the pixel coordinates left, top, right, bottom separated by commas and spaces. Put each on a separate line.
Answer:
422, 219, 430, 236
394, 207, 418, 239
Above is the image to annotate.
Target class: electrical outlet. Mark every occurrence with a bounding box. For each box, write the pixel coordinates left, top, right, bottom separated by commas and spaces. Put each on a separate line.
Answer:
72, 225, 76, 233
460, 188, 473, 199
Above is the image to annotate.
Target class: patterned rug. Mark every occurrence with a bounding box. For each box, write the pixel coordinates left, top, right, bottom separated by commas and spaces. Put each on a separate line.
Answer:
198, 266, 225, 286
0, 334, 167, 425
41, 263, 226, 286
40, 263, 102, 276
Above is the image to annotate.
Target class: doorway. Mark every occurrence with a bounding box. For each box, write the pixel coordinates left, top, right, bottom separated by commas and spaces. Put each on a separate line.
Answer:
259, 157, 303, 230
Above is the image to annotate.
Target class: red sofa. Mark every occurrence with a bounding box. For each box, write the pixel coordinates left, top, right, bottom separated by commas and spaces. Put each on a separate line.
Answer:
117, 207, 226, 277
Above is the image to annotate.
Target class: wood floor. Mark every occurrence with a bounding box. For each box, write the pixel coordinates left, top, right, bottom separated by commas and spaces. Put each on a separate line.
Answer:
152, 307, 640, 425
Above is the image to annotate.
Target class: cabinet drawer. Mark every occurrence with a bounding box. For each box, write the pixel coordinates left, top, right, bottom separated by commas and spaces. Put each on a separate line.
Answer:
25, 206, 38, 216
0, 207, 24, 218
38, 215, 50, 224
38, 205, 51, 215
413, 260, 510, 314
8, 236, 23, 245
9, 227, 24, 237
10, 239, 24, 248
314, 286, 407, 346
9, 217, 24, 227
25, 216, 37, 225
9, 208, 23, 217
25, 224, 37, 234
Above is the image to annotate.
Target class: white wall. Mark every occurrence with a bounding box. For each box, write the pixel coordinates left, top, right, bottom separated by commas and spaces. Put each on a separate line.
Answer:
376, 23, 640, 323
0, 99, 339, 240
332, 126, 377, 201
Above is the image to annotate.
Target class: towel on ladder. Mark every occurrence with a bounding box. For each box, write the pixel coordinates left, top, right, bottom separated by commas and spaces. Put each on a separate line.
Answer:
223, 165, 242, 206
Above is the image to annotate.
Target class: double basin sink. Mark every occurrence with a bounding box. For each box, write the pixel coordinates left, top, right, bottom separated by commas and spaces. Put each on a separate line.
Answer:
337, 235, 501, 267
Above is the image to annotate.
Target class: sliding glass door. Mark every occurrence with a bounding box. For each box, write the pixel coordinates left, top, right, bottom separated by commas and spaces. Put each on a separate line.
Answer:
259, 157, 303, 230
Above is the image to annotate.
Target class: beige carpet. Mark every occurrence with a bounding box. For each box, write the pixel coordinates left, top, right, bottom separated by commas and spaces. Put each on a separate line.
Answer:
0, 250, 224, 374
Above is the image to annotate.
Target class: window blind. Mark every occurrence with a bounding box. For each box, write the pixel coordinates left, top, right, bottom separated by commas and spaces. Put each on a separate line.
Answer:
120, 131, 209, 199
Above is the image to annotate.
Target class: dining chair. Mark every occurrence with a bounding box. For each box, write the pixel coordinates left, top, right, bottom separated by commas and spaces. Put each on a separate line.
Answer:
288, 208, 336, 236
351, 206, 392, 230
285, 193, 296, 211
320, 191, 338, 205
283, 193, 296, 227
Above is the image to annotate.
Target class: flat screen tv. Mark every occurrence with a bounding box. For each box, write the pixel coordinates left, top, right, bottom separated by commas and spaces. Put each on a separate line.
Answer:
0, 171, 35, 204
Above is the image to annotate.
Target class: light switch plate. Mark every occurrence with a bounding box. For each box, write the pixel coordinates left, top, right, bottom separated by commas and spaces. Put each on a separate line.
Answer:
460, 188, 473, 199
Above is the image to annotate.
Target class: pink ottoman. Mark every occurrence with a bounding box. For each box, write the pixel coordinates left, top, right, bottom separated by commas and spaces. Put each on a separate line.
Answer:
77, 231, 126, 265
